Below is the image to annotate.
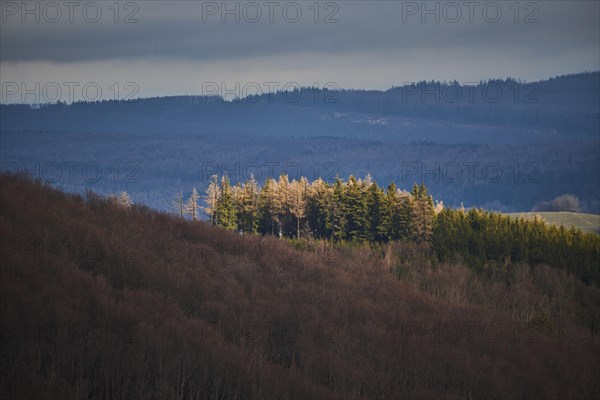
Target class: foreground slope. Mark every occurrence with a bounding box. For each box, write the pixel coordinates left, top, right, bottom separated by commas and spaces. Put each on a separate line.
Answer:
1, 174, 599, 399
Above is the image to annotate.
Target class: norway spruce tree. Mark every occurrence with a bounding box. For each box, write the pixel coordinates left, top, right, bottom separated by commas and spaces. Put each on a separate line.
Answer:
215, 176, 238, 231
366, 182, 385, 242
337, 176, 365, 241
257, 177, 280, 235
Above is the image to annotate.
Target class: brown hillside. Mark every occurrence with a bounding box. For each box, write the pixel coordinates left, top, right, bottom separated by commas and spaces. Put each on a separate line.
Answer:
1, 173, 599, 399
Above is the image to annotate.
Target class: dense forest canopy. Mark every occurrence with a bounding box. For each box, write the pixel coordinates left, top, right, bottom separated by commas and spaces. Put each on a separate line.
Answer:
2, 73, 598, 215
2, 72, 598, 140
168, 174, 600, 285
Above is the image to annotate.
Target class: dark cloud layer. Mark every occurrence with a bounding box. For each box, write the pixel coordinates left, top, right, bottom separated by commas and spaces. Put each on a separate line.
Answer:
1, 1, 597, 62
0, 1, 598, 96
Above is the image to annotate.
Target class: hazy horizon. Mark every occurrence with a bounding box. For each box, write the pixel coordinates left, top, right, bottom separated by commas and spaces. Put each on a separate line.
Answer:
2, 1, 599, 102
1, 69, 598, 105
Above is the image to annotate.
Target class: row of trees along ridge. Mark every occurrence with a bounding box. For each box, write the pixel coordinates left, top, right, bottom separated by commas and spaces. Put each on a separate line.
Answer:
169, 174, 600, 285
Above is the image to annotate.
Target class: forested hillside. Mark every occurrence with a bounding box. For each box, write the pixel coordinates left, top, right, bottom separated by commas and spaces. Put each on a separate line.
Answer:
176, 174, 600, 285
3, 131, 598, 214
2, 73, 598, 142
1, 173, 599, 399
3, 73, 598, 214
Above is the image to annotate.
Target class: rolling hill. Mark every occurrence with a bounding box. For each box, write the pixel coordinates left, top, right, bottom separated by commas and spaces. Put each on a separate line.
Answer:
1, 173, 599, 399
2, 73, 598, 216
2, 72, 598, 144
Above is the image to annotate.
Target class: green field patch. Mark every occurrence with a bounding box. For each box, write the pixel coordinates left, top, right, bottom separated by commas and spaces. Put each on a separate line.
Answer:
505, 212, 600, 234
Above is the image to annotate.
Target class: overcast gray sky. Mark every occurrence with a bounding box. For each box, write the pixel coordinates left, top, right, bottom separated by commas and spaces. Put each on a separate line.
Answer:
1, 0, 598, 102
